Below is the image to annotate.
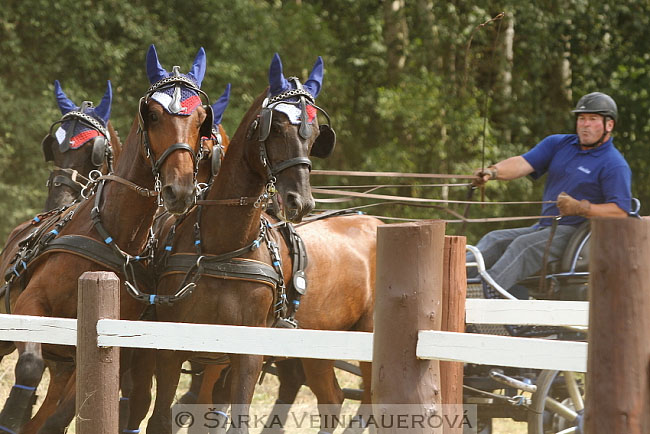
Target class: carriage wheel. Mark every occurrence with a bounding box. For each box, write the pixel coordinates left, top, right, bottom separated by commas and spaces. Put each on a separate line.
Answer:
527, 370, 585, 434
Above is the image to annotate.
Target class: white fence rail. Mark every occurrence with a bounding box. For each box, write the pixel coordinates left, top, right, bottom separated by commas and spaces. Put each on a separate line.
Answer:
0, 299, 589, 372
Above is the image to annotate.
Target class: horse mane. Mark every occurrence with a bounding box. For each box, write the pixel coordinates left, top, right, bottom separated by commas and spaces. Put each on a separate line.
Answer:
107, 121, 122, 163
227, 88, 269, 146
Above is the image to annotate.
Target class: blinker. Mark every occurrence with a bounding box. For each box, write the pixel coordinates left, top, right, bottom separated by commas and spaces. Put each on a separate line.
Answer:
259, 107, 273, 142
41, 134, 56, 162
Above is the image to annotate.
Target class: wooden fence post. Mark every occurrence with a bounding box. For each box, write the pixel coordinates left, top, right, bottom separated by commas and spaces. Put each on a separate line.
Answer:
441, 235, 466, 434
76, 271, 120, 433
585, 217, 650, 433
372, 220, 445, 433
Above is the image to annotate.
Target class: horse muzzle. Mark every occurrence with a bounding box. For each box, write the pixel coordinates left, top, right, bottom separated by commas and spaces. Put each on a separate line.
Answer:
161, 182, 196, 215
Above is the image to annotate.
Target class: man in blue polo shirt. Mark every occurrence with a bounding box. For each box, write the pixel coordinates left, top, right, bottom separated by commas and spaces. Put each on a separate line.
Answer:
467, 92, 631, 295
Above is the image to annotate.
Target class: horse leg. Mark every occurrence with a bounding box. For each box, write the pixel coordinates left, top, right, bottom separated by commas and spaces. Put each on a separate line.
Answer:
37, 370, 77, 434
341, 361, 374, 434
197, 363, 226, 404
146, 351, 184, 434
20, 361, 74, 434
260, 359, 305, 434
122, 348, 156, 432
177, 361, 205, 404
301, 359, 343, 434
0, 341, 45, 432
227, 354, 264, 434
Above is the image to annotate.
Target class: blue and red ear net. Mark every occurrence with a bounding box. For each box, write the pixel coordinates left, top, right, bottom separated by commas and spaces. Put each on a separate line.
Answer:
150, 86, 202, 116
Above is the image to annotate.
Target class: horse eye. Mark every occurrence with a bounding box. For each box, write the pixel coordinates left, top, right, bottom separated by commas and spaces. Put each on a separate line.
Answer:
148, 111, 159, 123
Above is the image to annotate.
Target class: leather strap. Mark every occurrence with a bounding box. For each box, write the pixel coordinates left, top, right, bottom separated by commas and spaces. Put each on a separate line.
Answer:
40, 235, 152, 285
161, 254, 280, 289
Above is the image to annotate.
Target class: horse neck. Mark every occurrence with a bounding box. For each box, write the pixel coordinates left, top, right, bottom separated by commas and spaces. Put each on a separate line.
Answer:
198, 133, 267, 253
97, 116, 157, 252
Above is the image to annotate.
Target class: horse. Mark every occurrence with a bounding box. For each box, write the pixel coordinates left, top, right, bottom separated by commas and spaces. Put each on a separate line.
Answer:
182, 211, 382, 434
0, 79, 119, 311
42, 80, 119, 211
0, 44, 213, 434
0, 78, 121, 431
122, 52, 335, 434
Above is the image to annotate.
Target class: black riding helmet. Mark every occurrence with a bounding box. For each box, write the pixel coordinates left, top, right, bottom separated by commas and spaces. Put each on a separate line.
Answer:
572, 92, 617, 147
572, 92, 618, 122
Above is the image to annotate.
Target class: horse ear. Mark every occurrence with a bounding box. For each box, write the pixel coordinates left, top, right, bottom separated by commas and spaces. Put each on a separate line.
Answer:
188, 47, 206, 88
54, 80, 78, 114
269, 53, 290, 96
94, 80, 112, 124
146, 44, 168, 84
303, 56, 323, 99
211, 83, 231, 126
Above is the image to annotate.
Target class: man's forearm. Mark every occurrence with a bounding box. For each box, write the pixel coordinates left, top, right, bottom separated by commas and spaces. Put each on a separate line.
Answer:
584, 202, 628, 218
490, 156, 535, 180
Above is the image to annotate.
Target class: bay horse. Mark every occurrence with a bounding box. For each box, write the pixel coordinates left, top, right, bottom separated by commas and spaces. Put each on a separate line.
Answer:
123, 53, 334, 434
186, 211, 381, 434
0, 44, 213, 434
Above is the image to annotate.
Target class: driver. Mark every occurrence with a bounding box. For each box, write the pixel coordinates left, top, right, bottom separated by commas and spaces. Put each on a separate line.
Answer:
467, 92, 632, 296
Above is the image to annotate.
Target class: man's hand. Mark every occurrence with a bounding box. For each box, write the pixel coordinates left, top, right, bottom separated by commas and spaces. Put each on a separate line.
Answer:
557, 192, 591, 216
472, 166, 498, 187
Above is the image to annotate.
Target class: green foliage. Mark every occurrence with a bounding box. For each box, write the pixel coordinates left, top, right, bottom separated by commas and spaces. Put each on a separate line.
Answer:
0, 0, 648, 245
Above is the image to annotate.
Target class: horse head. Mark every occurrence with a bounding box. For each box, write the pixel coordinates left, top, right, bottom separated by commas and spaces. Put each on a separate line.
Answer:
139, 44, 213, 214
41, 80, 113, 210
245, 53, 336, 222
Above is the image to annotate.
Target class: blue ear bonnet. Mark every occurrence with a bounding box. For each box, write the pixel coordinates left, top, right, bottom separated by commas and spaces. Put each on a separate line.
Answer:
145, 44, 207, 116
54, 80, 112, 126
146, 44, 206, 87
52, 80, 112, 149
211, 83, 231, 126
268, 53, 323, 100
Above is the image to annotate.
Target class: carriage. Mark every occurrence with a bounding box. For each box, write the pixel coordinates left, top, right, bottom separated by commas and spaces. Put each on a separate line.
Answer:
463, 198, 641, 434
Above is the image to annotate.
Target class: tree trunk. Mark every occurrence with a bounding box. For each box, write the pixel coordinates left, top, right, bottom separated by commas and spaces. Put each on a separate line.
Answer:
383, 0, 408, 84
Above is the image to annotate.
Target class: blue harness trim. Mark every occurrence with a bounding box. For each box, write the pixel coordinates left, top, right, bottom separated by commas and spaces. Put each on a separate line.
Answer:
13, 384, 36, 391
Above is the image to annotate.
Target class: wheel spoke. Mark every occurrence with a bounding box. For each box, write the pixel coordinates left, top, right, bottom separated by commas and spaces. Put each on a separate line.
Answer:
544, 396, 578, 421
563, 371, 584, 412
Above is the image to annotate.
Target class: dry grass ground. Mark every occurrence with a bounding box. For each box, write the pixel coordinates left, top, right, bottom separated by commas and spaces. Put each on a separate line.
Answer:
1, 351, 527, 433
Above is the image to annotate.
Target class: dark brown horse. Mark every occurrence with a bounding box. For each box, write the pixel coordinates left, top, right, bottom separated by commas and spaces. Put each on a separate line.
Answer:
122, 53, 333, 434
0, 79, 121, 431
41, 80, 119, 211
0, 44, 212, 434
0, 80, 119, 314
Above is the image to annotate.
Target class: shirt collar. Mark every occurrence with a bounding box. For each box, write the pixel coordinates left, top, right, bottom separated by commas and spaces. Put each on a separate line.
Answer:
573, 135, 613, 156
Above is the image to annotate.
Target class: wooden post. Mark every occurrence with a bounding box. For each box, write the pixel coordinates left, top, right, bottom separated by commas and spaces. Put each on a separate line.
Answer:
372, 220, 445, 433
584, 218, 650, 433
441, 236, 466, 434
76, 271, 120, 433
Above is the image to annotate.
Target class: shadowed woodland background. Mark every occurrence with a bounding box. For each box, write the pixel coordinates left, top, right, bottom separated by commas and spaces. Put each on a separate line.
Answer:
1, 0, 648, 244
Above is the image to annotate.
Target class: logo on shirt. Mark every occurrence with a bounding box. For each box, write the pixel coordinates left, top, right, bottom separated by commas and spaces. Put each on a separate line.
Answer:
577, 165, 591, 174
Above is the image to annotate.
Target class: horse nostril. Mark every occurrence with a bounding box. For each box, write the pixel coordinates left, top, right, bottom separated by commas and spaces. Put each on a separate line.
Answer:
161, 185, 177, 204
284, 193, 314, 222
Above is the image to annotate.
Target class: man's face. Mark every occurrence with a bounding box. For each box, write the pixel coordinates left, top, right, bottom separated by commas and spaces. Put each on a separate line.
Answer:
576, 113, 613, 145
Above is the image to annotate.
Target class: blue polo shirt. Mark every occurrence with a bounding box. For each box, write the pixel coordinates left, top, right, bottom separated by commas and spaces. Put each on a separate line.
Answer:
522, 134, 632, 226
